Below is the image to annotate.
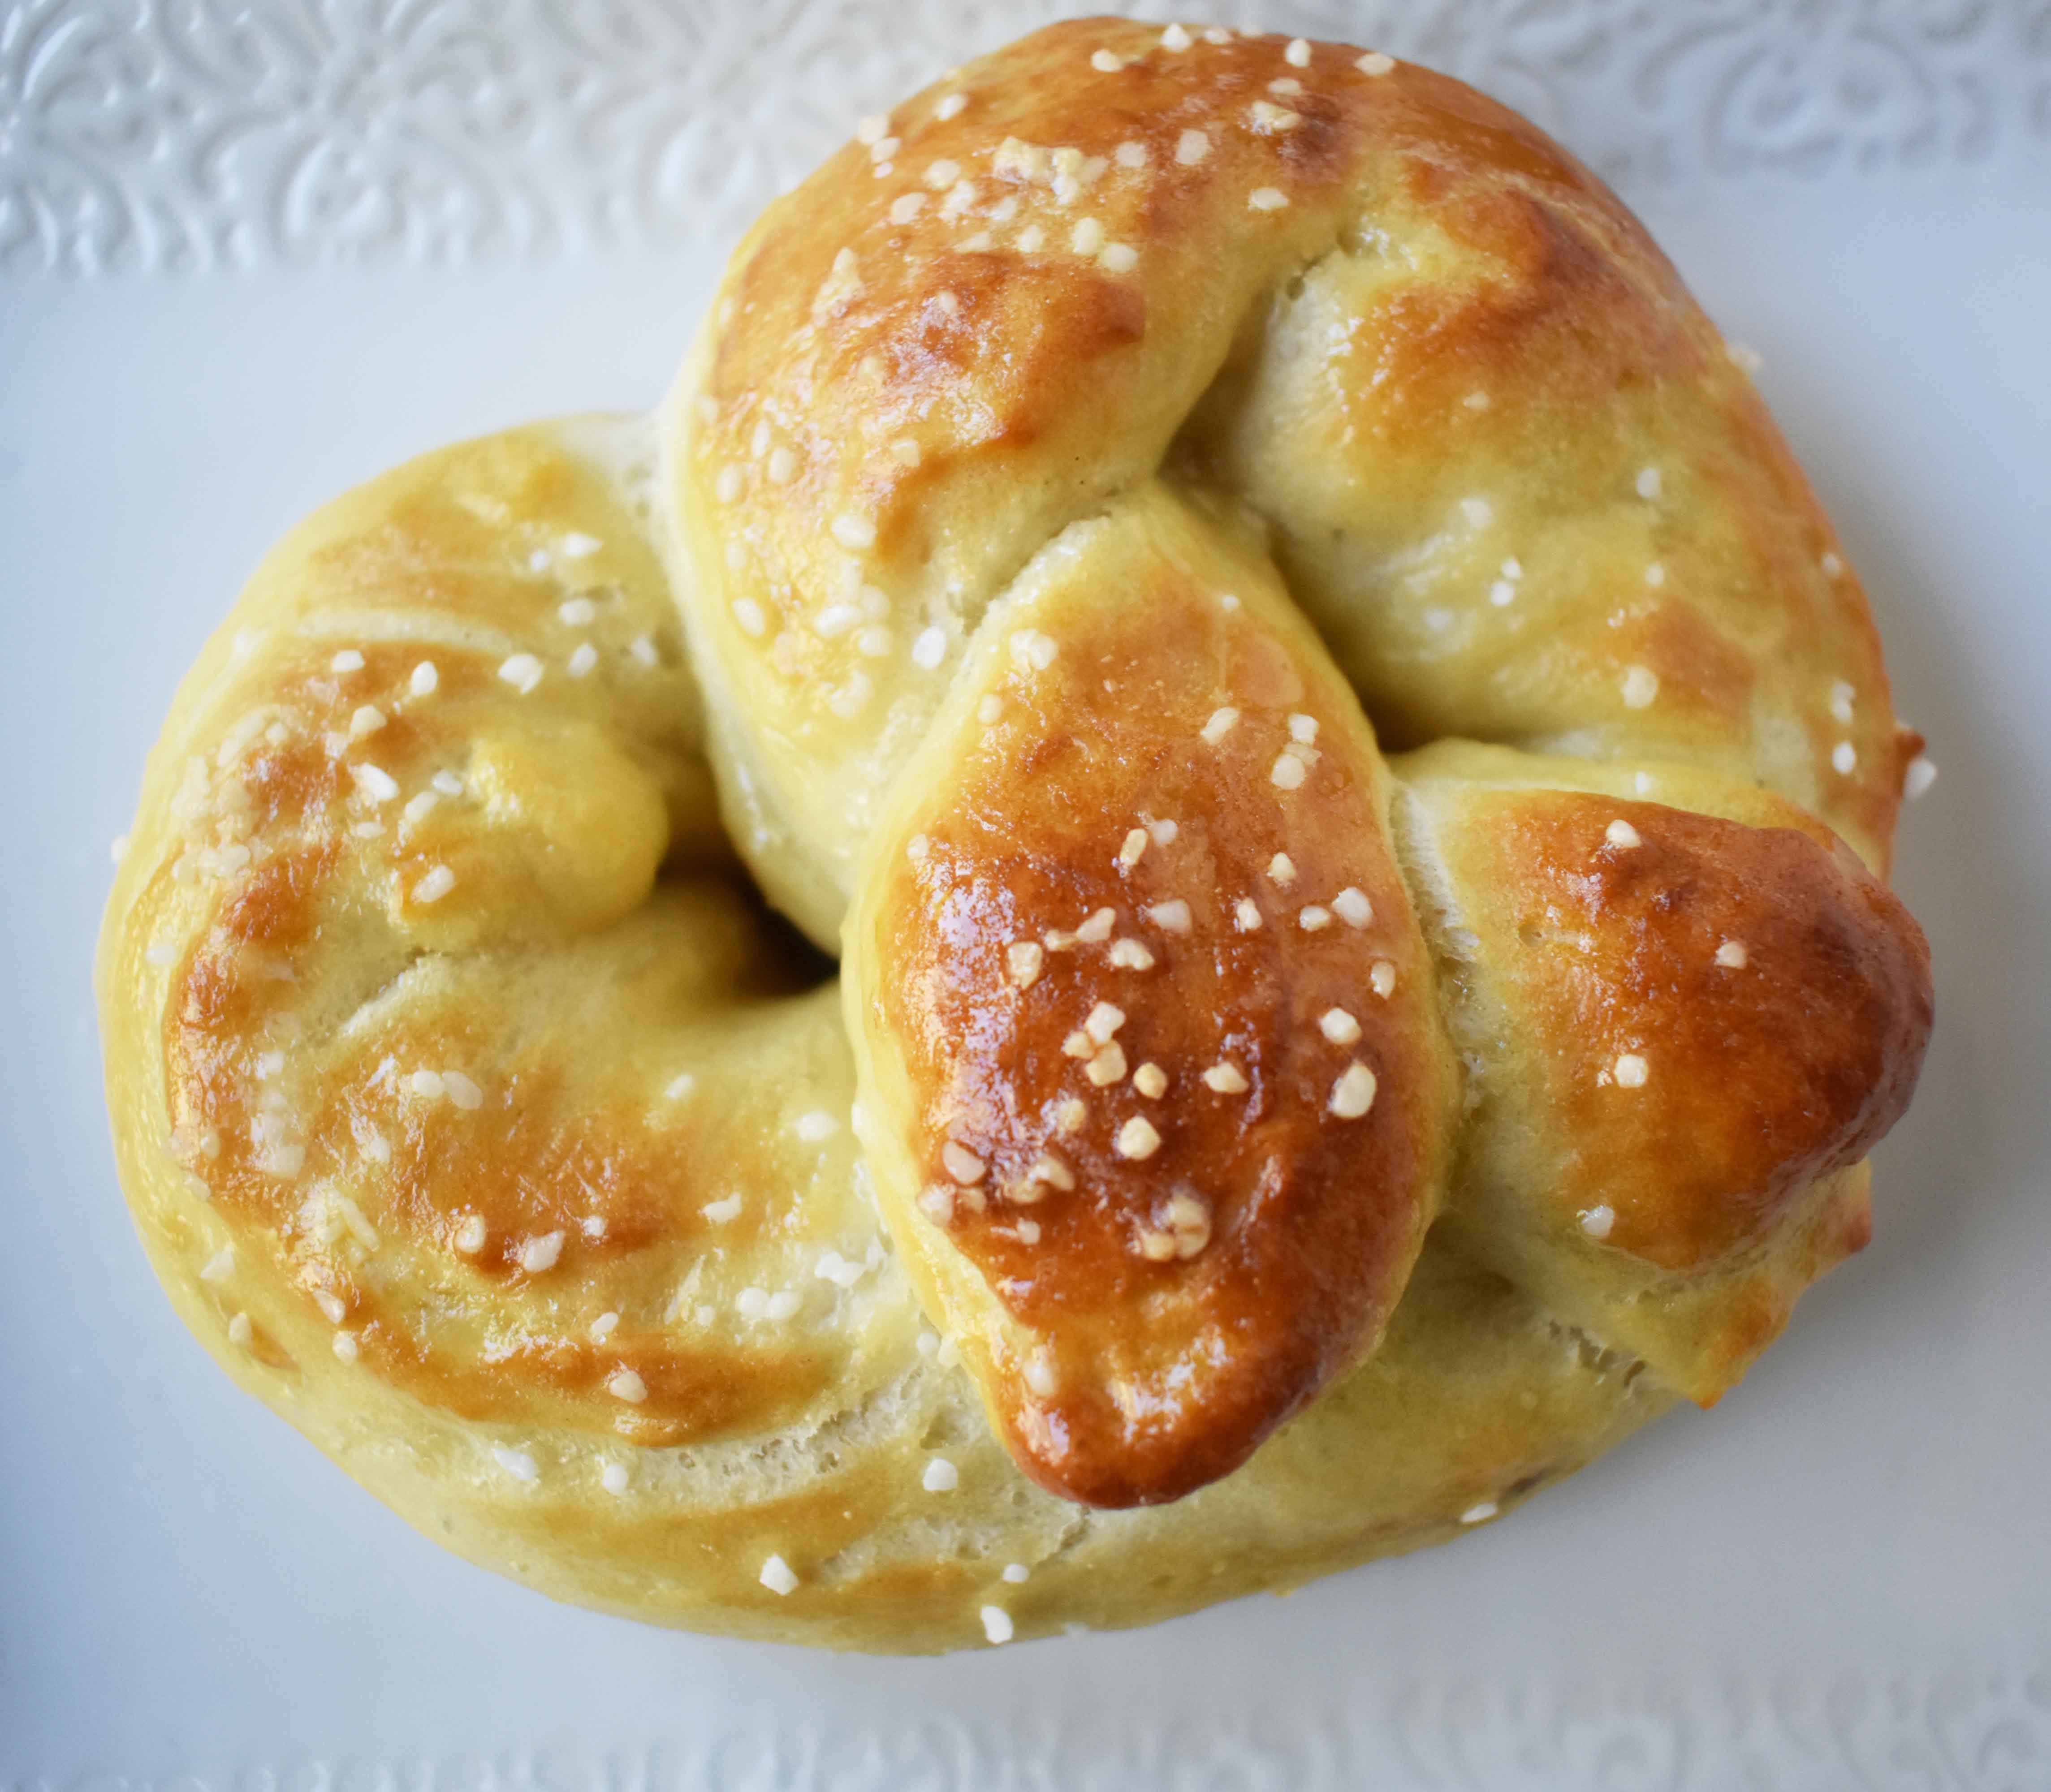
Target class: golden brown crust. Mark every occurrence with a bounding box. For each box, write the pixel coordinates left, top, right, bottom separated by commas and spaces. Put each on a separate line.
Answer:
1166, 34, 1906, 868
107, 421, 896, 1453
1395, 742, 1930, 1399
99, 19, 1935, 1651
97, 423, 1666, 1650
848, 491, 1456, 1505
677, 17, 1907, 955
1446, 793, 1927, 1268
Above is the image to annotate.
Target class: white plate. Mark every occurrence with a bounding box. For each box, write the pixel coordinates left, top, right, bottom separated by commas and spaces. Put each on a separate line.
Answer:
4, 2, 2049, 1783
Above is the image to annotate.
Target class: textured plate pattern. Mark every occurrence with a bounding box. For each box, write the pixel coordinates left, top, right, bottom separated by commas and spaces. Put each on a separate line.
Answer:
3, 1667, 2050, 1790
1, 0, 2048, 274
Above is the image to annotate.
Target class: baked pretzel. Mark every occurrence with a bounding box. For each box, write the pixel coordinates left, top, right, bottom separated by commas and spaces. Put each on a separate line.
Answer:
99, 19, 1932, 1650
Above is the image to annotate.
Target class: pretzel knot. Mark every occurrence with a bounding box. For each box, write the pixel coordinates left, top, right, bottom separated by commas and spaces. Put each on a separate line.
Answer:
102, 20, 1931, 1643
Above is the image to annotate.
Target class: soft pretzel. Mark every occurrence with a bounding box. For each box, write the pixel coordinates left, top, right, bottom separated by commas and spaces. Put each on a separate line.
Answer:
99, 19, 1932, 1651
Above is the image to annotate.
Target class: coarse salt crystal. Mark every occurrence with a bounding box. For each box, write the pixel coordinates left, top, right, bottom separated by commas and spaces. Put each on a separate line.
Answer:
1329, 1064, 1377, 1118
518, 1230, 565, 1273
493, 1447, 539, 1484
498, 653, 544, 694
1116, 1115, 1162, 1159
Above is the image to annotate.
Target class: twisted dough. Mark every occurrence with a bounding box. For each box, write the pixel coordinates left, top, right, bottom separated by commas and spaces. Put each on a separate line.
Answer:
99, 21, 1931, 1649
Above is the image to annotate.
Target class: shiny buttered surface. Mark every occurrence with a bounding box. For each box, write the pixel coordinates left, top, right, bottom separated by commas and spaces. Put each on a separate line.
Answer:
101, 20, 1932, 1651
